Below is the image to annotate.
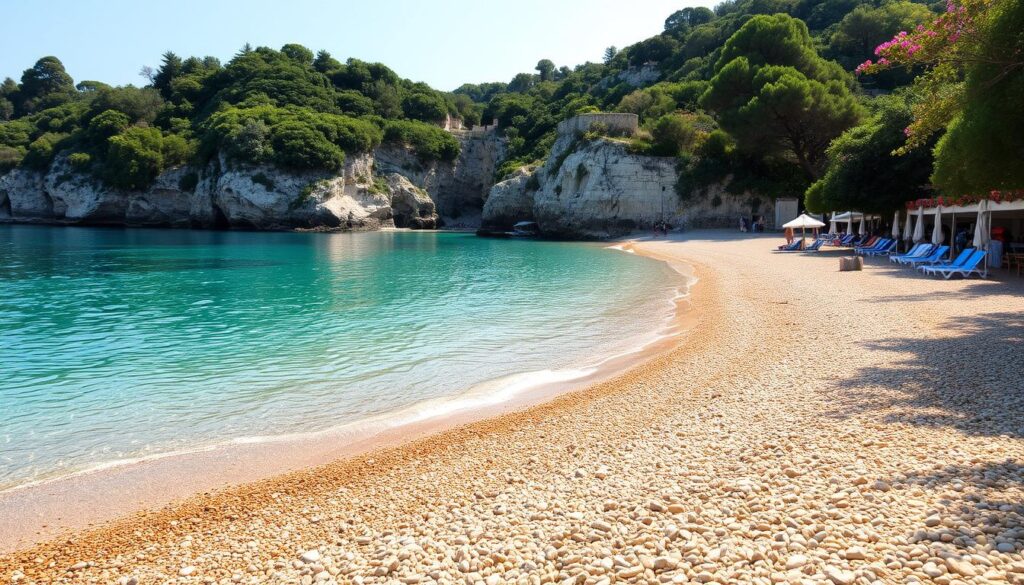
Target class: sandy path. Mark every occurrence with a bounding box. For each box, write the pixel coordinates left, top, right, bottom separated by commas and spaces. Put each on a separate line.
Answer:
4, 231, 1024, 585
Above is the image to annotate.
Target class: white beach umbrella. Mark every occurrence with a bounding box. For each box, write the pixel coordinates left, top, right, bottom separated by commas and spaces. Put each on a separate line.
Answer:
829, 214, 838, 234
846, 211, 853, 235
858, 216, 867, 236
891, 210, 901, 239
973, 199, 990, 249
783, 214, 826, 243
903, 208, 914, 241
912, 206, 925, 243
931, 205, 944, 245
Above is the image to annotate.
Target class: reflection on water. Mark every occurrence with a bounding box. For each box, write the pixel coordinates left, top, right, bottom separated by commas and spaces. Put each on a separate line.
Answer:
0, 225, 682, 489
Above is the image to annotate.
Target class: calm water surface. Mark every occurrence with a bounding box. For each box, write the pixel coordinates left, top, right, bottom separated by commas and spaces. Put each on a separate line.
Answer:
0, 226, 683, 489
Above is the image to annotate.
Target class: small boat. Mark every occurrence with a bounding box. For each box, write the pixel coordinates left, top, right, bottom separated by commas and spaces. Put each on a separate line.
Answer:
511, 221, 539, 237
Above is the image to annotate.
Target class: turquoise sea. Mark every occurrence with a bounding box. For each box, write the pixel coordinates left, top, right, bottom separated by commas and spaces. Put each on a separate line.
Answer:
0, 225, 684, 490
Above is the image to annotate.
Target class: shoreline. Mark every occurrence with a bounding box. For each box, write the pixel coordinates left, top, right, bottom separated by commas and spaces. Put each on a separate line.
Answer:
0, 237, 697, 554
4, 231, 1024, 584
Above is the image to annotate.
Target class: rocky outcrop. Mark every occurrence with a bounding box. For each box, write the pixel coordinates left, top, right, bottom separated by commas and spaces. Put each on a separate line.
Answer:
483, 113, 774, 239
375, 131, 505, 227
386, 173, 437, 229
0, 151, 446, 231
0, 128, 504, 232
481, 168, 535, 229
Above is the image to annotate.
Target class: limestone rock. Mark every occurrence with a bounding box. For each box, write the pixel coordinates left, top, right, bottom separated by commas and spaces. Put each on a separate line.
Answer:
386, 173, 437, 229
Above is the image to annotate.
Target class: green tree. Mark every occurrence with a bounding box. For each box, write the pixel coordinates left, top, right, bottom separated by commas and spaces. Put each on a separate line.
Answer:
701, 14, 863, 180
930, 0, 1024, 193
805, 93, 934, 214
401, 91, 448, 122
18, 56, 75, 114
603, 46, 618, 64
535, 59, 556, 82
665, 7, 714, 32
153, 52, 182, 98
103, 126, 165, 189
313, 50, 342, 73
281, 43, 315, 66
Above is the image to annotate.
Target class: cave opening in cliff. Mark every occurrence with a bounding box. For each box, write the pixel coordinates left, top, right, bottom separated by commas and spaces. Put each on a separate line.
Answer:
211, 204, 230, 229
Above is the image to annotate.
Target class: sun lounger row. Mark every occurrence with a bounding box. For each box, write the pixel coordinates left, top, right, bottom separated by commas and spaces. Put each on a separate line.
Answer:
887, 243, 988, 278
855, 238, 896, 256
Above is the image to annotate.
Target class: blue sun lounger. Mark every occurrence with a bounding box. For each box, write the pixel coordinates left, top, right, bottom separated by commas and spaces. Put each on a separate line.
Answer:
855, 238, 890, 255
921, 250, 988, 279
802, 239, 826, 252
862, 240, 897, 256
890, 243, 932, 264
917, 248, 973, 272
776, 240, 803, 252
903, 246, 950, 267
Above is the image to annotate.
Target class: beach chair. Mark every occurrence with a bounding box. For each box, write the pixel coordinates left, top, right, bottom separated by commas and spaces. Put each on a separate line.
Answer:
917, 248, 973, 272
862, 240, 897, 256
839, 234, 856, 246
889, 243, 930, 264
903, 246, 950, 267
802, 239, 826, 253
855, 238, 889, 255
921, 250, 988, 279
776, 240, 803, 252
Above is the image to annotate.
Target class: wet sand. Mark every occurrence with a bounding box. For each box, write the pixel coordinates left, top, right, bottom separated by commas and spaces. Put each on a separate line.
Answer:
4, 231, 1024, 585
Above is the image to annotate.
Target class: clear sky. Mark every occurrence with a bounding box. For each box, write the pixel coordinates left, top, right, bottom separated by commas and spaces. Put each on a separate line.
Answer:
0, 0, 717, 91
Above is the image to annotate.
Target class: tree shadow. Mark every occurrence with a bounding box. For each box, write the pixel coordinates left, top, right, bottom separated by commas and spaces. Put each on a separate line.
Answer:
826, 312, 1024, 556
826, 311, 1024, 438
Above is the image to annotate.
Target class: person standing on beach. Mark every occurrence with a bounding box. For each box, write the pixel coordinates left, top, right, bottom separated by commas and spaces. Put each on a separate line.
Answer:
784, 227, 794, 244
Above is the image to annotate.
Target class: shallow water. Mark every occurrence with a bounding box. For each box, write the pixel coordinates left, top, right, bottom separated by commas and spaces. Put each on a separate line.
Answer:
0, 226, 683, 489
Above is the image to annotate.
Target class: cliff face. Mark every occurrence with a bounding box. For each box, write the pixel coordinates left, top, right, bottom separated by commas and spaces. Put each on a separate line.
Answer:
375, 131, 505, 227
0, 153, 418, 231
0, 130, 503, 232
482, 115, 775, 239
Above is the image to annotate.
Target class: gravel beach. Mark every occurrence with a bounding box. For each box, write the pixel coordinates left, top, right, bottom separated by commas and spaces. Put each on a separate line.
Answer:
4, 231, 1024, 585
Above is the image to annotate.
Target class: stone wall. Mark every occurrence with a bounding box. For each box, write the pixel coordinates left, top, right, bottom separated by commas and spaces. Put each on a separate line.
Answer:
556, 113, 639, 138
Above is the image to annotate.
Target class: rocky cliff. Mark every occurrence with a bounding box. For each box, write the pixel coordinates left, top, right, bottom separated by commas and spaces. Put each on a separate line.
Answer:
375, 131, 505, 227
0, 131, 503, 231
482, 115, 774, 239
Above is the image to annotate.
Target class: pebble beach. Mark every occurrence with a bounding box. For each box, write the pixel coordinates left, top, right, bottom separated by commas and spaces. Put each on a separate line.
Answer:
4, 231, 1024, 585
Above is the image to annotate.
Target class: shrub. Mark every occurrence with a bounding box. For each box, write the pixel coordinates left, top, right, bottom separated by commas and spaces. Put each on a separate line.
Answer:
0, 146, 25, 171
22, 132, 68, 170
270, 120, 345, 170
103, 126, 164, 189
68, 152, 92, 169
383, 120, 459, 161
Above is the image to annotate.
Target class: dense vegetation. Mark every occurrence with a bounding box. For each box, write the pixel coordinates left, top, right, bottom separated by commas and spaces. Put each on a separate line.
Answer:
0, 45, 464, 189
1, 0, 1019, 214
452, 0, 1018, 213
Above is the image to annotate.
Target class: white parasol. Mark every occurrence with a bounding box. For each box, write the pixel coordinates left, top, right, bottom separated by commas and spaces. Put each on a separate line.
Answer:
912, 206, 925, 243
932, 205, 944, 245
973, 200, 990, 249
783, 214, 826, 244
903, 208, 914, 241
891, 210, 900, 239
